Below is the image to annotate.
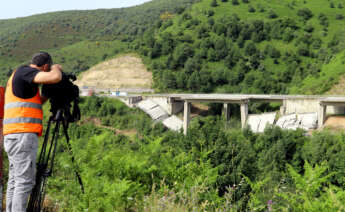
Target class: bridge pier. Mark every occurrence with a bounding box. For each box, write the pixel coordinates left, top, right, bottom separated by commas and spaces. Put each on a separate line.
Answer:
318, 103, 326, 129
240, 102, 249, 128
183, 101, 191, 135
223, 103, 231, 122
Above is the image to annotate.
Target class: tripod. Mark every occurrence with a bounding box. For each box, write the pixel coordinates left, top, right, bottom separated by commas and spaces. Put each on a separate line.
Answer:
27, 108, 84, 212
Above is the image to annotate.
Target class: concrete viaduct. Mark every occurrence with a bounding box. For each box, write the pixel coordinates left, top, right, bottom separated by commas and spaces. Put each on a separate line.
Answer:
96, 92, 345, 135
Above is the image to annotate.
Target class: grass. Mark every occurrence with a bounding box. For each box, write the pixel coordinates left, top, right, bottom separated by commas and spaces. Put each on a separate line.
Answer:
290, 49, 345, 94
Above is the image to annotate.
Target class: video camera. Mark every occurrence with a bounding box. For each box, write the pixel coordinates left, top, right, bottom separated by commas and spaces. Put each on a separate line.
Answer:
42, 72, 80, 122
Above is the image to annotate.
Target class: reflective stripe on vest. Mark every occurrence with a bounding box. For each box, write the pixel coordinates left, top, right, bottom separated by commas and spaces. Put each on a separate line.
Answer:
3, 117, 42, 125
5, 102, 42, 110
3, 70, 43, 136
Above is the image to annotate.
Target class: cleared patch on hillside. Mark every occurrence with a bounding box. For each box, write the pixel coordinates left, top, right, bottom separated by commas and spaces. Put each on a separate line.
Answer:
75, 54, 152, 90
326, 75, 345, 95
323, 116, 345, 131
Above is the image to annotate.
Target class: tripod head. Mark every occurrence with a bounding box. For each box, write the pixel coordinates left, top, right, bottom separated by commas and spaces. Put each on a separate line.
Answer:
50, 103, 80, 123
42, 72, 81, 123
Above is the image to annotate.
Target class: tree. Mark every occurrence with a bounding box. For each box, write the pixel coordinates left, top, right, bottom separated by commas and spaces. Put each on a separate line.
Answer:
335, 14, 344, 20
212, 67, 228, 85
282, 27, 294, 42
151, 42, 162, 58
330, 2, 335, 8
176, 71, 187, 89
160, 32, 175, 55
232, 0, 239, 5
207, 48, 217, 62
173, 43, 194, 68
312, 37, 322, 49
248, 6, 256, 13
162, 70, 177, 89
304, 24, 314, 33
297, 8, 313, 21
297, 44, 310, 56
187, 72, 201, 91
214, 37, 228, 60
211, 0, 218, 7
268, 10, 278, 19
207, 10, 215, 17
264, 44, 280, 58
244, 41, 258, 56
184, 57, 201, 74
225, 46, 241, 68
318, 13, 329, 27
213, 23, 227, 35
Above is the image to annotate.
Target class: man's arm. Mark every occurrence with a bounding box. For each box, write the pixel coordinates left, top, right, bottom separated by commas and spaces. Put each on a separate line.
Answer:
33, 64, 62, 84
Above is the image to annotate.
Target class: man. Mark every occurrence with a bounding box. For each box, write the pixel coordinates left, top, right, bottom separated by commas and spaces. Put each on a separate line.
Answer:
3, 52, 62, 212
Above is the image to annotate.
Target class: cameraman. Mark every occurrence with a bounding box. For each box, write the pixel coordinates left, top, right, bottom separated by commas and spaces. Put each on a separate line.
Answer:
3, 52, 62, 212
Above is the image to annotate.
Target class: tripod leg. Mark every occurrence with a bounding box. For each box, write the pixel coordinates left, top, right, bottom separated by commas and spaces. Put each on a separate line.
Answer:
28, 117, 61, 212
61, 120, 85, 193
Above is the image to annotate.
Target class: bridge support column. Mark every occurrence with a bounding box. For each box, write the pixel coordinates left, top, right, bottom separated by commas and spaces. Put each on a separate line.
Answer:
183, 101, 191, 135
318, 102, 326, 129
223, 103, 231, 122
240, 102, 248, 129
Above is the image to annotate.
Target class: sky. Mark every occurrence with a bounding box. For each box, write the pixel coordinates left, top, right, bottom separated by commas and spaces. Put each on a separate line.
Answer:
0, 0, 153, 20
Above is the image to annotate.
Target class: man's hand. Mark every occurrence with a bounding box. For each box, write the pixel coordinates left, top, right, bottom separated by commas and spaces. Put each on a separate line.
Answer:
51, 64, 63, 72
33, 64, 63, 84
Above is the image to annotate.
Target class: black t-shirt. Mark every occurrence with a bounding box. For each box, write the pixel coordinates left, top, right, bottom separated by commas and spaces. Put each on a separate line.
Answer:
12, 65, 40, 99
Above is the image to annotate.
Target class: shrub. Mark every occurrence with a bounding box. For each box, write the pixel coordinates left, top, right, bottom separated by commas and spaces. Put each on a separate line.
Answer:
248, 6, 256, 13
268, 10, 278, 19
232, 0, 239, 5
297, 8, 313, 21
336, 14, 344, 20
211, 0, 218, 7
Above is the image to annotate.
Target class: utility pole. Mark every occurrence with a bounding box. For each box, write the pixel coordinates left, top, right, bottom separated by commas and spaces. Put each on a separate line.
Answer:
0, 87, 4, 211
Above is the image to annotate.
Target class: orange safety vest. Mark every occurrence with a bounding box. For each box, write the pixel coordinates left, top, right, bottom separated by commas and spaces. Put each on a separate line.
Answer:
3, 71, 43, 136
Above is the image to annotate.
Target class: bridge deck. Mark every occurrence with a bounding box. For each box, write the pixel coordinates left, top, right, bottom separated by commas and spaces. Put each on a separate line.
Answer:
149, 94, 345, 103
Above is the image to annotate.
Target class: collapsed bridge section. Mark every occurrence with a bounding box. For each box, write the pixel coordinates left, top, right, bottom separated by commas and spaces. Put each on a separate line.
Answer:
92, 91, 345, 135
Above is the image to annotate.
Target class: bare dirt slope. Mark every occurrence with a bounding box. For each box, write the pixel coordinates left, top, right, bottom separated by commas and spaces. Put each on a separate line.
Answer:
326, 76, 345, 95
75, 54, 152, 90
323, 116, 345, 131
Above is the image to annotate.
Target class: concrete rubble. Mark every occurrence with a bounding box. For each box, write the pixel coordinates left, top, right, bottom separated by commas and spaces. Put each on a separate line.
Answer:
247, 112, 276, 133
248, 112, 318, 133
276, 112, 318, 130
137, 99, 183, 130
162, 116, 183, 131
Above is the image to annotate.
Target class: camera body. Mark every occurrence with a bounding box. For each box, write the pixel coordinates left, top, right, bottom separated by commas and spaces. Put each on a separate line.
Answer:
42, 72, 80, 122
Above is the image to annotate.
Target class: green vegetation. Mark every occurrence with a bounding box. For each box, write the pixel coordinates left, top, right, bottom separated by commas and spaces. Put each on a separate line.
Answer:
1, 0, 345, 95
37, 97, 345, 210
136, 0, 345, 94
2, 0, 345, 210
0, 0, 198, 86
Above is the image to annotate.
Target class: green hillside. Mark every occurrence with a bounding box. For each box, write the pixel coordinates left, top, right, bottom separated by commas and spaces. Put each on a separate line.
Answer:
1, 0, 344, 94
0, 0, 198, 85
138, 0, 345, 94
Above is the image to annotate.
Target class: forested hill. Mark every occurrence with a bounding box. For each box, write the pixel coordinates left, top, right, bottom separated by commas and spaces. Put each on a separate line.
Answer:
1, 0, 345, 95
137, 0, 345, 94
0, 0, 198, 85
